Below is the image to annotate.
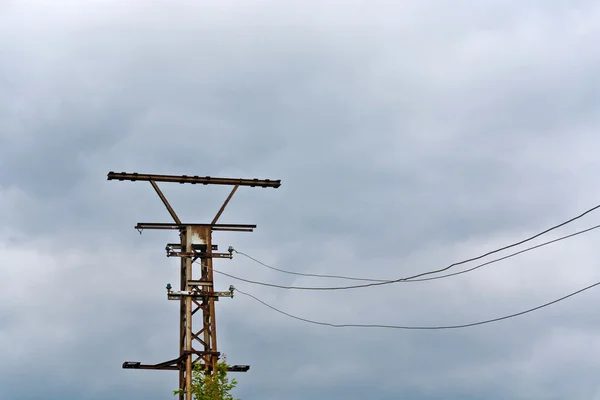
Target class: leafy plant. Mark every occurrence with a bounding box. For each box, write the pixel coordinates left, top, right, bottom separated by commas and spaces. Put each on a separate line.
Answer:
174, 359, 239, 400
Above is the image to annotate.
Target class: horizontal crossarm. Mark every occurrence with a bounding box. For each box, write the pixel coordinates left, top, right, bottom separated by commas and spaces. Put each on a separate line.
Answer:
107, 172, 281, 188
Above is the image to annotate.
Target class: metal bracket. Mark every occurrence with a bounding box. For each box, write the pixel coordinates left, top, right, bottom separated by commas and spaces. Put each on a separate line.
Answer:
122, 358, 250, 372
167, 286, 235, 300
166, 251, 233, 259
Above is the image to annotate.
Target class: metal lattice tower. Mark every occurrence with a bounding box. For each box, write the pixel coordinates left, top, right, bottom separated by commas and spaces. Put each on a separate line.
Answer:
108, 172, 281, 399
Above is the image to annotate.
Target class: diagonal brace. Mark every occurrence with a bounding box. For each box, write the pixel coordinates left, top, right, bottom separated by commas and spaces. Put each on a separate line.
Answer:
211, 184, 239, 225
149, 180, 181, 224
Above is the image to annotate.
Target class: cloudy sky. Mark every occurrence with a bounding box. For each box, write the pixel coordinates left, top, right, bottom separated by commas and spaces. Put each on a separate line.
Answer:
2, 0, 600, 399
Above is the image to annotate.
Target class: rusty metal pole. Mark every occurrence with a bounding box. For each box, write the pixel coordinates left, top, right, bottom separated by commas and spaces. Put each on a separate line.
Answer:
177, 225, 221, 400
178, 229, 190, 400
194, 225, 219, 371
203, 227, 219, 373
109, 172, 281, 396
184, 227, 194, 399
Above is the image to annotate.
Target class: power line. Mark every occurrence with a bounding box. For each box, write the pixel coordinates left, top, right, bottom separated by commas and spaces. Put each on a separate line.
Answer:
326, 202, 600, 285
231, 250, 384, 282
231, 203, 600, 289
215, 223, 600, 290
232, 224, 600, 284
235, 279, 600, 329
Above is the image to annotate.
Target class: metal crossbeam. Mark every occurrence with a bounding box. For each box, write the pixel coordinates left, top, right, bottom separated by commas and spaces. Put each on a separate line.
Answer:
107, 172, 281, 188
122, 359, 249, 373
136, 223, 256, 232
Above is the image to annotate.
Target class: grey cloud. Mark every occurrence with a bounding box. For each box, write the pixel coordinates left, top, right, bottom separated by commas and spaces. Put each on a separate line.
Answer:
2, 0, 600, 399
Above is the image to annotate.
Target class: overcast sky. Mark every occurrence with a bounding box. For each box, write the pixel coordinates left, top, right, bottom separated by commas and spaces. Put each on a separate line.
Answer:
2, 1, 600, 399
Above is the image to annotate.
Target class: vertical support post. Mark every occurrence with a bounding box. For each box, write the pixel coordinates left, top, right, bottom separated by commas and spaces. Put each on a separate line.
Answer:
178, 229, 189, 400
184, 227, 194, 399
194, 225, 219, 371
204, 227, 219, 372
178, 225, 220, 399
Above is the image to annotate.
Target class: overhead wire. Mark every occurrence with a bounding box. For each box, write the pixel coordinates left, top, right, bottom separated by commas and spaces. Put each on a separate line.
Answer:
214, 223, 600, 290
235, 279, 600, 329
229, 202, 600, 289
231, 224, 600, 284
231, 249, 384, 282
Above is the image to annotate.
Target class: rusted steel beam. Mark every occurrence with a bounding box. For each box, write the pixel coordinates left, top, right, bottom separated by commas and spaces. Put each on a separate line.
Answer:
167, 291, 233, 300
179, 228, 189, 400
136, 222, 256, 231
212, 227, 254, 232
122, 360, 249, 372
149, 180, 182, 224
167, 244, 218, 250
212, 184, 239, 225
123, 356, 183, 370
128, 364, 179, 371
107, 172, 281, 188
167, 252, 232, 259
